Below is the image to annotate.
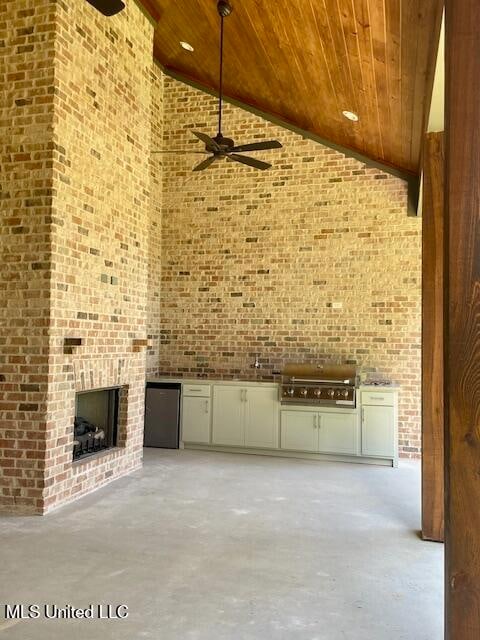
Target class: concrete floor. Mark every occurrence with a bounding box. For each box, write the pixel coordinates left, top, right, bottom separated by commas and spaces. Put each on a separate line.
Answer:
0, 449, 443, 640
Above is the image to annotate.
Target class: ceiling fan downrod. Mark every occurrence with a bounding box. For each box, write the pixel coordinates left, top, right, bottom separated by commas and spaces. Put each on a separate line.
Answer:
217, 1, 233, 140
151, 0, 282, 172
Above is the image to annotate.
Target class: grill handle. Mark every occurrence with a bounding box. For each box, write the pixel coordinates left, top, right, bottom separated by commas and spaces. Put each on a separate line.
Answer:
289, 378, 352, 385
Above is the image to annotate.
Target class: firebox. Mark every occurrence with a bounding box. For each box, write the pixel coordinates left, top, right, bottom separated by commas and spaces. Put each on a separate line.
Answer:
73, 387, 120, 461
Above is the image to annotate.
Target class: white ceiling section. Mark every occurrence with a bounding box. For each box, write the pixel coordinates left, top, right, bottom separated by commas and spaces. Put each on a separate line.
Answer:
427, 14, 445, 133
418, 12, 444, 215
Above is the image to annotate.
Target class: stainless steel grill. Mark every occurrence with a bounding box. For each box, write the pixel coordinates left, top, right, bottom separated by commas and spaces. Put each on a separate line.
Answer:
280, 363, 357, 408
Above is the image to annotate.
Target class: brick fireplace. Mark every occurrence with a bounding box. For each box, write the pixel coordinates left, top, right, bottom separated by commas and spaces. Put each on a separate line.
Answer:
0, 0, 162, 514
74, 386, 122, 461
40, 358, 145, 513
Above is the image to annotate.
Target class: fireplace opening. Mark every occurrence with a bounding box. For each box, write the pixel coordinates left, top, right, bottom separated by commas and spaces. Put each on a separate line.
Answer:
73, 387, 120, 461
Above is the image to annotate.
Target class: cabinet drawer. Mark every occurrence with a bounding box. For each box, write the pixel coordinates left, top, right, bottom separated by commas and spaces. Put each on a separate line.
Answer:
183, 384, 211, 397
361, 391, 394, 406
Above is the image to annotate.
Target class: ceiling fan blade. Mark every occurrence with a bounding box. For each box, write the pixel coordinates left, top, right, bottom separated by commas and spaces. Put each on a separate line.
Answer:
192, 131, 221, 151
231, 140, 283, 153
193, 156, 217, 172
85, 0, 125, 16
151, 151, 208, 154
229, 154, 272, 171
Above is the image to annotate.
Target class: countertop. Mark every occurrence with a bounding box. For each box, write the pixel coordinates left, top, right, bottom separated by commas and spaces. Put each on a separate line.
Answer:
147, 376, 400, 391
358, 384, 400, 392
147, 376, 280, 387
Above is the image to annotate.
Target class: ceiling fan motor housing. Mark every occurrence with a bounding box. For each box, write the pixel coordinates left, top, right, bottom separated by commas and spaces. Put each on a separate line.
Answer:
213, 134, 235, 153
86, 0, 126, 16
217, 1, 233, 18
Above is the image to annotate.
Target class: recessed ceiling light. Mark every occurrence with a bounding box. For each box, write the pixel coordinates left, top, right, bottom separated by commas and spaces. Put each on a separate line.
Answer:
180, 41, 194, 52
342, 110, 359, 122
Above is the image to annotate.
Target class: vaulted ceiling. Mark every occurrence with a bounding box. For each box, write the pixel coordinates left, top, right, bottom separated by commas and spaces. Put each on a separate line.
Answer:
140, 0, 443, 177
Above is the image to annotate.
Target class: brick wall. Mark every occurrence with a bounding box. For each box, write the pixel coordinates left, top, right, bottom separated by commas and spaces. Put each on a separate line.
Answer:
0, 0, 56, 514
43, 0, 155, 512
0, 0, 158, 514
159, 78, 422, 457
147, 62, 163, 374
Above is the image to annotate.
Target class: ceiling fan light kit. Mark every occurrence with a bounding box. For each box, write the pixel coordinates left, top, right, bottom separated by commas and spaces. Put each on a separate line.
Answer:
153, 0, 283, 172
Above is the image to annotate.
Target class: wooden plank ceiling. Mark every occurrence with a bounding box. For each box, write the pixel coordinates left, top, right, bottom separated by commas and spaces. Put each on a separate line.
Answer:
141, 0, 443, 176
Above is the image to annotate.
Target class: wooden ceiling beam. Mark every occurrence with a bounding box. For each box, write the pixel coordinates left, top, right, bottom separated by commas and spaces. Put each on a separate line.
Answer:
135, 0, 161, 23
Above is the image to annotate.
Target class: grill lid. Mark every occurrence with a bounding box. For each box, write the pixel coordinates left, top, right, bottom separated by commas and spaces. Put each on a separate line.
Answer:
281, 364, 357, 385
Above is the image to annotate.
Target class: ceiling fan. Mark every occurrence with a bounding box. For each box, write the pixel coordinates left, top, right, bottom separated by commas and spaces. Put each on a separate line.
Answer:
86, 0, 125, 17
154, 0, 283, 172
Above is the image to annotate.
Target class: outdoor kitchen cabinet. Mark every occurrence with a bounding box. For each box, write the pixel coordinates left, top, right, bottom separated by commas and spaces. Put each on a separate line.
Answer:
212, 384, 279, 449
212, 386, 244, 446
280, 409, 358, 455
317, 411, 358, 455
150, 377, 398, 466
181, 384, 211, 444
361, 390, 398, 459
280, 410, 318, 452
244, 386, 280, 448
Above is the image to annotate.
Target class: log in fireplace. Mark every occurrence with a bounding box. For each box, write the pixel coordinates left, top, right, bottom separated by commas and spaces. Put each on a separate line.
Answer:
73, 387, 120, 461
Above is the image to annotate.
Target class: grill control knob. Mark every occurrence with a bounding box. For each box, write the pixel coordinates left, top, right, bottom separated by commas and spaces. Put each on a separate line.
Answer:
287, 387, 295, 397
327, 389, 335, 398
313, 389, 322, 398
342, 389, 349, 399
300, 388, 308, 397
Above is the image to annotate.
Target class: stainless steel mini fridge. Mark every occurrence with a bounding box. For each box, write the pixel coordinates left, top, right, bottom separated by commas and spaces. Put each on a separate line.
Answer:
144, 382, 181, 449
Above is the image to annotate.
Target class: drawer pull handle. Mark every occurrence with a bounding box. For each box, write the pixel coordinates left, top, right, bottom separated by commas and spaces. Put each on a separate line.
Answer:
369, 396, 385, 401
